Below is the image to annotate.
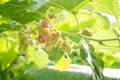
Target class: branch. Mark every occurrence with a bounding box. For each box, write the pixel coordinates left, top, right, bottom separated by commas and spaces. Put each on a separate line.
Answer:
81, 35, 118, 42
61, 31, 119, 47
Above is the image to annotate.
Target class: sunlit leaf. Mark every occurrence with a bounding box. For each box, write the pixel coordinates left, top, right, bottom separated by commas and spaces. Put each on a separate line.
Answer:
90, 30, 120, 52
53, 11, 79, 32
0, 0, 9, 4
55, 56, 71, 71
54, 21, 79, 32
54, 11, 109, 32
92, 0, 120, 18
77, 12, 109, 32
90, 12, 110, 32
27, 46, 48, 69
0, 38, 18, 70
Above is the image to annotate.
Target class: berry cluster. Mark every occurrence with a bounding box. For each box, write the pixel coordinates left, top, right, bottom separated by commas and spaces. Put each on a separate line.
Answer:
38, 20, 51, 43
37, 20, 72, 53
37, 20, 61, 50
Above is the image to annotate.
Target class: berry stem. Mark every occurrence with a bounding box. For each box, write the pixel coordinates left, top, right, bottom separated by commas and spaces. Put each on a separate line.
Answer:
73, 13, 81, 32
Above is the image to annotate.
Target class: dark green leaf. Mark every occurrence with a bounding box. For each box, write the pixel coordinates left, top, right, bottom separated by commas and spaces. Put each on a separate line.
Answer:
68, 35, 81, 44
0, 0, 9, 4
46, 47, 71, 71
28, 0, 49, 11
80, 38, 104, 80
38, 4, 49, 14
80, 43, 88, 60
0, 23, 21, 32
47, 47, 64, 62
0, 1, 41, 24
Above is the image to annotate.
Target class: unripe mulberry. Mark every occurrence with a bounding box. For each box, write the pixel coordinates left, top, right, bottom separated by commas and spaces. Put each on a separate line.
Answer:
45, 31, 61, 51
81, 28, 92, 37
38, 26, 49, 36
48, 15, 57, 19
61, 40, 72, 54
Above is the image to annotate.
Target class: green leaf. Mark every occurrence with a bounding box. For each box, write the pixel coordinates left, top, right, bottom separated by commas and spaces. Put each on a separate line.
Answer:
77, 12, 109, 31
46, 47, 71, 71
0, 0, 9, 4
54, 11, 109, 32
92, 0, 120, 17
68, 35, 81, 44
49, 0, 90, 12
28, 0, 49, 11
72, 0, 90, 12
54, 11, 79, 32
47, 7, 62, 15
27, 46, 48, 69
0, 1, 41, 24
47, 47, 64, 62
0, 38, 18, 70
90, 12, 110, 32
18, 73, 35, 80
90, 30, 120, 52
54, 21, 79, 32
55, 56, 71, 71
80, 38, 104, 80
38, 5, 49, 13
0, 23, 21, 32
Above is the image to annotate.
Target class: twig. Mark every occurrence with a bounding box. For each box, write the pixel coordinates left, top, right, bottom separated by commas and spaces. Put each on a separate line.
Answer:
81, 35, 118, 42
61, 31, 118, 41
61, 31, 119, 46
73, 13, 81, 32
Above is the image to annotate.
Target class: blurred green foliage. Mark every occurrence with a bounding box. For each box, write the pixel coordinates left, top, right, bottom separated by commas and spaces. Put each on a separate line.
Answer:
0, 0, 120, 80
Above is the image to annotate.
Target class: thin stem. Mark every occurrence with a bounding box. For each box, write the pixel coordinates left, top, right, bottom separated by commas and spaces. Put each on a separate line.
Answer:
81, 35, 118, 42
73, 13, 81, 32
61, 31, 118, 42
116, 17, 120, 30
81, 35, 120, 47
113, 28, 120, 46
114, 17, 120, 45
48, 2, 66, 10
99, 43, 120, 47
61, 31, 119, 47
